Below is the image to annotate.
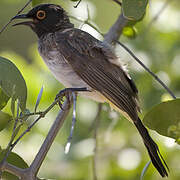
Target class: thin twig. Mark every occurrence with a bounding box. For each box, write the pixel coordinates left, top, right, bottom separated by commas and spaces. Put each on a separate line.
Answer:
112, 0, 122, 6
0, 0, 32, 35
92, 104, 102, 180
116, 40, 176, 99
19, 111, 43, 118
74, 0, 82, 8
10, 98, 60, 150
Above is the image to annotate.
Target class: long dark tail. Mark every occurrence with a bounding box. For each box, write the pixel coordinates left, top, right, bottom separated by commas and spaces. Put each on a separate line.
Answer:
134, 118, 169, 177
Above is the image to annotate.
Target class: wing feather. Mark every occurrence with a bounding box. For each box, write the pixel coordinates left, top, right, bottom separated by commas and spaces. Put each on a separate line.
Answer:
54, 29, 139, 121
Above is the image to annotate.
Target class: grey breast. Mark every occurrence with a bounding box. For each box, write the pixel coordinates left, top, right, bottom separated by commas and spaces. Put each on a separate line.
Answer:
38, 33, 90, 88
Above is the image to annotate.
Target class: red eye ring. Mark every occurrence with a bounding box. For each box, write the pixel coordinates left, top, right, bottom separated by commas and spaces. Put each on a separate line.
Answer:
36, 10, 46, 20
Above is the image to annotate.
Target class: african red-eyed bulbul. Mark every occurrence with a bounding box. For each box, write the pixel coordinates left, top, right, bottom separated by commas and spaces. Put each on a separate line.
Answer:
13, 4, 168, 177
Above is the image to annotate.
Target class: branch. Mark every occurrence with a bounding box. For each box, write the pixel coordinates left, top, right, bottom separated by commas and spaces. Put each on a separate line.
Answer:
104, 13, 128, 44
0, 162, 24, 178
29, 97, 72, 178
0, 97, 60, 172
70, 1, 127, 43
0, 97, 72, 179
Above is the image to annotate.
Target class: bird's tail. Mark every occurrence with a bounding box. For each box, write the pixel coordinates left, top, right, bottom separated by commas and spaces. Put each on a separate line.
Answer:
134, 118, 169, 177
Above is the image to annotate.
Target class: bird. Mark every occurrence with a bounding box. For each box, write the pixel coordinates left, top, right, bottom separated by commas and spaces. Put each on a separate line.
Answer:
12, 3, 168, 177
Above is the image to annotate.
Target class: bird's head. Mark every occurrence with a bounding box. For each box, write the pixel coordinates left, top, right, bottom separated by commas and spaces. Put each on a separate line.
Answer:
13, 4, 74, 37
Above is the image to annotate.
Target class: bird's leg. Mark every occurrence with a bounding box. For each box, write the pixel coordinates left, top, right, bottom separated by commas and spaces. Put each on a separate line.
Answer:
55, 88, 89, 153
55, 87, 89, 109
65, 92, 77, 154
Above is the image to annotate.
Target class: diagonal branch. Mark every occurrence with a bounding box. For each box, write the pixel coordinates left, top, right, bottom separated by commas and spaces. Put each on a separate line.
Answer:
0, 162, 24, 179
104, 13, 128, 44
0, 97, 72, 179
29, 97, 72, 178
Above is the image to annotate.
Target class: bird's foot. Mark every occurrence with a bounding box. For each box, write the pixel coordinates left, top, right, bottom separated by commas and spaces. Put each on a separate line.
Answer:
55, 87, 88, 110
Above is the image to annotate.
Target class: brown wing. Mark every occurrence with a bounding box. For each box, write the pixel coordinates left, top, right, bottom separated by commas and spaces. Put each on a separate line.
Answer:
54, 29, 140, 121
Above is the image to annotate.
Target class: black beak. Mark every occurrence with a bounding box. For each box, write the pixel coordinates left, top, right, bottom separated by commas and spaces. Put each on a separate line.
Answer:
12, 14, 33, 26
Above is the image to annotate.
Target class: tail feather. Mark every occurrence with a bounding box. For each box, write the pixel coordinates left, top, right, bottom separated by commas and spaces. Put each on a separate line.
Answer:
134, 118, 169, 177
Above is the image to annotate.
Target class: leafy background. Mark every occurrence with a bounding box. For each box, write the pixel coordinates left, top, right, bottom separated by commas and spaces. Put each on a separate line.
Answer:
0, 0, 180, 179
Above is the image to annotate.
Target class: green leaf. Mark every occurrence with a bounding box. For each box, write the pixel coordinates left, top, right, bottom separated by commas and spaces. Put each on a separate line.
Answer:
0, 149, 28, 180
122, 0, 148, 21
0, 111, 12, 131
0, 87, 10, 110
143, 99, 180, 141
122, 26, 137, 38
0, 57, 27, 112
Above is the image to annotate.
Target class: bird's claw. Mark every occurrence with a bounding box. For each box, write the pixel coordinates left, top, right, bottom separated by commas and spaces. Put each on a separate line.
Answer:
55, 87, 88, 110
55, 88, 72, 110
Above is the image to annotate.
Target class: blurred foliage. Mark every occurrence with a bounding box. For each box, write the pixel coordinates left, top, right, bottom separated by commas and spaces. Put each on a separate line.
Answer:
0, 0, 180, 180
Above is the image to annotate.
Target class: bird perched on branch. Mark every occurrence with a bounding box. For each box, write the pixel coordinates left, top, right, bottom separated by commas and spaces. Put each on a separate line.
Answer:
13, 3, 168, 177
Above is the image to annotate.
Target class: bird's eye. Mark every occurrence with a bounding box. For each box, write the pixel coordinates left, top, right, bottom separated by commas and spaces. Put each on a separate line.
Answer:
36, 10, 46, 20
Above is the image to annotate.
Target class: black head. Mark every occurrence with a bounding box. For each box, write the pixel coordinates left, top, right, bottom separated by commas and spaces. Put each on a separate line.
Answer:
13, 4, 74, 38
